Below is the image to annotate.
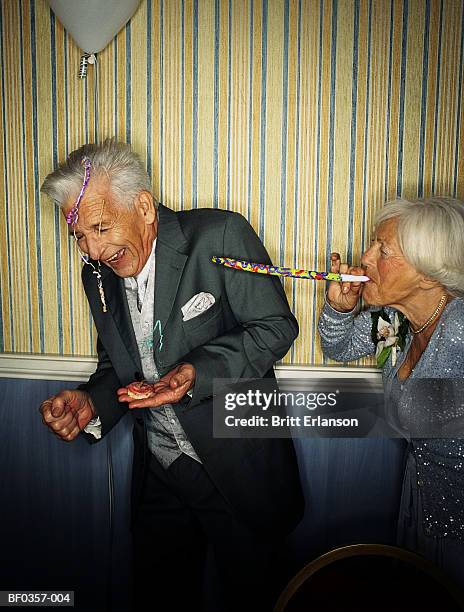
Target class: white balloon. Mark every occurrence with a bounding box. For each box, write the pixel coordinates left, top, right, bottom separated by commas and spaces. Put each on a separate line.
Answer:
47, 0, 142, 53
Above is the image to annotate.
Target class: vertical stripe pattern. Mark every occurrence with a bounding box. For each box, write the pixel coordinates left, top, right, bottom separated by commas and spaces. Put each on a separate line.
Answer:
0, 0, 463, 365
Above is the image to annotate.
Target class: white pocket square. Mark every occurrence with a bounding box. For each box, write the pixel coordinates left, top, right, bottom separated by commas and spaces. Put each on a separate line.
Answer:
181, 292, 216, 321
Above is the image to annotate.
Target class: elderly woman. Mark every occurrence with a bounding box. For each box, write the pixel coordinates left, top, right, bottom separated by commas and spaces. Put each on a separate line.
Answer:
318, 196, 464, 587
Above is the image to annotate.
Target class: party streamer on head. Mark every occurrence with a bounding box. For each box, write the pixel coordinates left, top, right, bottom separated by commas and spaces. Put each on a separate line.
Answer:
66, 156, 108, 312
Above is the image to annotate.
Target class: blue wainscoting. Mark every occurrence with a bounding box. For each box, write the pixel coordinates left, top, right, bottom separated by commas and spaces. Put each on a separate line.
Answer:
0, 377, 406, 610
289, 437, 406, 569
0, 378, 134, 612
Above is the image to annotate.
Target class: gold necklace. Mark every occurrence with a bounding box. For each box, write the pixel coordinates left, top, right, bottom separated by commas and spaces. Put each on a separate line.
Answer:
410, 294, 447, 335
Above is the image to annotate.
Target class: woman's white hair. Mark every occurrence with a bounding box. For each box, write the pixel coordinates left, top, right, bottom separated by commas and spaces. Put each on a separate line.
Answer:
41, 138, 155, 210
375, 196, 464, 298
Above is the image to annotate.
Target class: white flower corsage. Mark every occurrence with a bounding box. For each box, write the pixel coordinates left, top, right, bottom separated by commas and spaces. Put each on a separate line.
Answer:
371, 309, 408, 368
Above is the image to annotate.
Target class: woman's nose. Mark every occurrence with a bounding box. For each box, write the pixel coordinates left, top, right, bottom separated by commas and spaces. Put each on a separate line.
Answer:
361, 245, 375, 268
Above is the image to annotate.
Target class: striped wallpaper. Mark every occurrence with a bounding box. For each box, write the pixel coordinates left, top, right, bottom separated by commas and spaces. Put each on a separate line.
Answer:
0, 0, 463, 365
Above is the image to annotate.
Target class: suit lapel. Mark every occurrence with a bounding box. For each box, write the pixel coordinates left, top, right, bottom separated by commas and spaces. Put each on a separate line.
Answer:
153, 204, 189, 349
99, 266, 143, 372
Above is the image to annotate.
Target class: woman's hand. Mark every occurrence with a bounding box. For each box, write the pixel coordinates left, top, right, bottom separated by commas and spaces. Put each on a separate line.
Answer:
326, 253, 365, 312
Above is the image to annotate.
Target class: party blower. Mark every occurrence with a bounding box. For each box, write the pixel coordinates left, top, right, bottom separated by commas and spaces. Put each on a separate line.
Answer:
212, 256, 370, 283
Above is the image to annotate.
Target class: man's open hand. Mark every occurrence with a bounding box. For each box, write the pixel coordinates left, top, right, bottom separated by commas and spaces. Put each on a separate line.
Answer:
117, 363, 196, 409
39, 390, 96, 442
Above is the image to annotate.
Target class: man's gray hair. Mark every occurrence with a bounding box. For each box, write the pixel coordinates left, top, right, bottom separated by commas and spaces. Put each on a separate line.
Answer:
41, 138, 155, 210
375, 196, 464, 298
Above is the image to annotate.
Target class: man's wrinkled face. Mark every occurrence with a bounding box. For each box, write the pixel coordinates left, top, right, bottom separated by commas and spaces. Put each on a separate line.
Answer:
63, 177, 157, 278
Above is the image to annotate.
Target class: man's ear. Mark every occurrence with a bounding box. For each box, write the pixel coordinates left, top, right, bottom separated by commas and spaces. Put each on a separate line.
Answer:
134, 191, 156, 224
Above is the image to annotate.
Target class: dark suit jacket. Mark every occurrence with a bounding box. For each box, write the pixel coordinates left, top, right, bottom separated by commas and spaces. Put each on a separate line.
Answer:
79, 204, 304, 535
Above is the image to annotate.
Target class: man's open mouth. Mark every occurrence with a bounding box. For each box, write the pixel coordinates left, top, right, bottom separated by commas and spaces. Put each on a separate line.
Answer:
106, 248, 125, 264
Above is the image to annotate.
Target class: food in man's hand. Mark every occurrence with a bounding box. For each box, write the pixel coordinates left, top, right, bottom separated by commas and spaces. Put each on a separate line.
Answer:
127, 381, 156, 399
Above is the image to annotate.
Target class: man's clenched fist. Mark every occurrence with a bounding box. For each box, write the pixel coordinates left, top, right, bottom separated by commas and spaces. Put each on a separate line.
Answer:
39, 390, 96, 442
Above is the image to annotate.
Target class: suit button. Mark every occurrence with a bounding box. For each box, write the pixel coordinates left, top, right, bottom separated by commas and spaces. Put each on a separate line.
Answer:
417, 479, 424, 487
135, 417, 144, 425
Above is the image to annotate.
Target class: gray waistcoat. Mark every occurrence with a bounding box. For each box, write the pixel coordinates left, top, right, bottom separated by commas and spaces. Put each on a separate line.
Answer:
124, 247, 201, 469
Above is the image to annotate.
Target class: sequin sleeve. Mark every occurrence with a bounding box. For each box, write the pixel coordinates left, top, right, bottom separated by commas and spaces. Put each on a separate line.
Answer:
318, 298, 377, 362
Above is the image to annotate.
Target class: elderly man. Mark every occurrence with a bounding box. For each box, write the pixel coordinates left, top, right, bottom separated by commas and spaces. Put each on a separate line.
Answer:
39, 140, 303, 611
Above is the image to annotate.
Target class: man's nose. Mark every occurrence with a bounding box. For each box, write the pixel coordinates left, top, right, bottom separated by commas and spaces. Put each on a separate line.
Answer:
85, 235, 104, 261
